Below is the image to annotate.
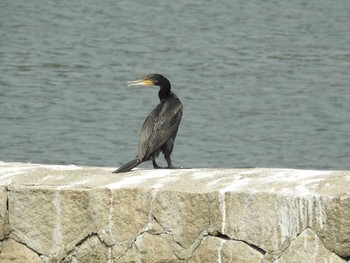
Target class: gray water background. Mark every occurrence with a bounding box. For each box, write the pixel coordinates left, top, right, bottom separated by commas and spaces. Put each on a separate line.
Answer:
1, 0, 350, 170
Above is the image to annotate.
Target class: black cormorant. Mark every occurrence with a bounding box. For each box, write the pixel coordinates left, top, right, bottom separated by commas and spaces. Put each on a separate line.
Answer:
113, 74, 183, 173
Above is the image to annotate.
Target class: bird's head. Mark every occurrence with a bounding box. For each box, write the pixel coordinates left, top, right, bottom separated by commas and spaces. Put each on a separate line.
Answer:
127, 74, 169, 88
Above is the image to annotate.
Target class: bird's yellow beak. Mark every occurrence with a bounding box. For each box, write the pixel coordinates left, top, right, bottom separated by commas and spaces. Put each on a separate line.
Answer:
127, 79, 153, 87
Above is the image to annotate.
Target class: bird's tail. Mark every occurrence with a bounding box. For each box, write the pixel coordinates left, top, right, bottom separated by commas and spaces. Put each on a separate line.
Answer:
113, 158, 141, 173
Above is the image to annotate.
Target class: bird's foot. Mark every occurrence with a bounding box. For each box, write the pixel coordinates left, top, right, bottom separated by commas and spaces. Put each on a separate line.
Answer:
152, 160, 166, 169
153, 165, 184, 170
154, 164, 167, 169
153, 160, 184, 169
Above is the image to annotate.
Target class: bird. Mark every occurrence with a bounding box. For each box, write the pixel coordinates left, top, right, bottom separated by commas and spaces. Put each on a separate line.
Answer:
113, 74, 183, 173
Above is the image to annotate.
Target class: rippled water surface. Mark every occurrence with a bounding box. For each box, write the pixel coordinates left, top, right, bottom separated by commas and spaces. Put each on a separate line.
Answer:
1, 0, 350, 170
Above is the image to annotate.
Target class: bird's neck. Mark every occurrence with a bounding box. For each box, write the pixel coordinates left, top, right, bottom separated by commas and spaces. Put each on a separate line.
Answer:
158, 82, 171, 101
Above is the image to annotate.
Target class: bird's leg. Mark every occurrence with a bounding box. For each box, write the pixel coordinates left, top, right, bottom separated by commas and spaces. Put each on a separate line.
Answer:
152, 159, 165, 169
164, 155, 184, 169
165, 155, 175, 169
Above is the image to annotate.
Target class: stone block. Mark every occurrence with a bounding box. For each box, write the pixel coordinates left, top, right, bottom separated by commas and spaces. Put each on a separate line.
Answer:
189, 236, 263, 263
275, 228, 346, 263
0, 162, 349, 262
0, 239, 43, 263
0, 187, 8, 239
8, 186, 110, 261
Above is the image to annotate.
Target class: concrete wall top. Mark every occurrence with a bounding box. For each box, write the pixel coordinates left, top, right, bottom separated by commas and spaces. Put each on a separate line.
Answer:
0, 162, 348, 196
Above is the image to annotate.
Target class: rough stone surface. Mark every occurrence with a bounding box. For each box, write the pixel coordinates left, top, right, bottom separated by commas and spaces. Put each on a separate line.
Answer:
61, 235, 109, 263
0, 162, 349, 262
134, 232, 181, 262
8, 186, 109, 262
189, 236, 264, 263
274, 228, 346, 263
0, 239, 43, 263
0, 187, 7, 239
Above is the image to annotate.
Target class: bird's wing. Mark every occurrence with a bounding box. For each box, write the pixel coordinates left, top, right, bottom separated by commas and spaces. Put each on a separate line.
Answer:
138, 105, 160, 159
138, 98, 182, 160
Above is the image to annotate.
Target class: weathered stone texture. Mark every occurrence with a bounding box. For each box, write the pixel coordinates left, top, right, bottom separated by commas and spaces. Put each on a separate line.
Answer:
0, 239, 43, 263
134, 232, 181, 263
189, 236, 263, 263
111, 188, 150, 244
0, 162, 349, 262
152, 191, 211, 249
8, 186, 110, 262
275, 228, 346, 263
0, 187, 7, 240
61, 235, 110, 263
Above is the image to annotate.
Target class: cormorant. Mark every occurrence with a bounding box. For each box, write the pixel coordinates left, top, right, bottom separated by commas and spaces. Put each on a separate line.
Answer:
113, 74, 183, 173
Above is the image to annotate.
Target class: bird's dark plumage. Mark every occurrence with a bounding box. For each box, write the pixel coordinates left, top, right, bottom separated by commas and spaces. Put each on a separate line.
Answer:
114, 74, 183, 173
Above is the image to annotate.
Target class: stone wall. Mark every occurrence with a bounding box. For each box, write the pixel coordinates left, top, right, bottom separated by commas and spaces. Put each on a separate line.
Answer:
0, 162, 349, 263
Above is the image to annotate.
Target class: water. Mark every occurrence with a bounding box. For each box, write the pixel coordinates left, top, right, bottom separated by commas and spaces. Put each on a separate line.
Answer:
1, 0, 350, 170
